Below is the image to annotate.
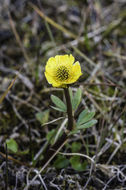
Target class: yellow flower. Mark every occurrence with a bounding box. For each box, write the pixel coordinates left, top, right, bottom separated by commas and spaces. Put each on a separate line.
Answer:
45, 54, 82, 88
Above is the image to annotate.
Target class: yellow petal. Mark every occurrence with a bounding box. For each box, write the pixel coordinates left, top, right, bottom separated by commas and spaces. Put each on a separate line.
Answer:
72, 61, 82, 76
66, 61, 82, 84
69, 54, 75, 65
45, 55, 82, 87
46, 57, 56, 70
61, 54, 74, 66
55, 54, 74, 66
45, 71, 62, 87
55, 55, 61, 65
44, 71, 54, 84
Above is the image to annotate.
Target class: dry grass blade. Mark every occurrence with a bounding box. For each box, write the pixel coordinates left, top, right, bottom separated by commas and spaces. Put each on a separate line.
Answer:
24, 138, 68, 190
8, 12, 30, 63
72, 46, 96, 67
29, 3, 77, 39
96, 9, 126, 45
0, 74, 18, 104
0, 1, 126, 189
58, 152, 95, 164
0, 152, 30, 167
104, 51, 126, 60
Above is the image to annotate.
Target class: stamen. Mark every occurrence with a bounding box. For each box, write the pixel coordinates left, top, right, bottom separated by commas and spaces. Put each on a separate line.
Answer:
56, 66, 69, 81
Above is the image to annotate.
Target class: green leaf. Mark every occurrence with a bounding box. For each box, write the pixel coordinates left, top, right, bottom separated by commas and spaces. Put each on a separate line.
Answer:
51, 95, 66, 112
68, 129, 78, 136
77, 111, 95, 126
6, 138, 18, 153
71, 142, 82, 153
46, 129, 56, 144
72, 88, 82, 111
36, 110, 49, 125
53, 155, 69, 169
77, 119, 97, 130
70, 156, 87, 171
69, 120, 97, 135
77, 109, 89, 125
51, 106, 66, 112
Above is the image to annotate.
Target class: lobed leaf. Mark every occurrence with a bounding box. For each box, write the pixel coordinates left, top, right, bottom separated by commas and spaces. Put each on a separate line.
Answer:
70, 156, 87, 171
6, 138, 18, 153
68, 129, 78, 136
77, 111, 95, 126
77, 109, 89, 125
71, 142, 82, 153
51, 106, 66, 112
53, 155, 69, 169
77, 119, 97, 130
36, 110, 49, 125
72, 88, 82, 111
46, 129, 56, 145
51, 95, 66, 112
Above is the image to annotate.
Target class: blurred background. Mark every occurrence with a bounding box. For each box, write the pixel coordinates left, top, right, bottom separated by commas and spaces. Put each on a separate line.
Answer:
0, 0, 126, 189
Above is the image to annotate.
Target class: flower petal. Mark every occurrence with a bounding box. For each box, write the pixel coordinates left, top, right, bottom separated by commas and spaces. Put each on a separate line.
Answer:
45, 71, 54, 84
61, 54, 74, 66
45, 55, 82, 88
66, 61, 82, 84
72, 61, 82, 76
46, 57, 56, 70
69, 54, 75, 65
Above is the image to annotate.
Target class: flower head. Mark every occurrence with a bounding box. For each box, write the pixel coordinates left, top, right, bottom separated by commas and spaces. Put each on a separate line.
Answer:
45, 54, 82, 87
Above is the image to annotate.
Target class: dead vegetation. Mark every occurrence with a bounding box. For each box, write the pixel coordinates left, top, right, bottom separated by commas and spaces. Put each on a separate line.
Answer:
0, 0, 126, 189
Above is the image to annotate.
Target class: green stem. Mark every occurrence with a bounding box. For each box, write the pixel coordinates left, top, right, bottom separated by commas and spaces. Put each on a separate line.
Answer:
40, 87, 74, 168
64, 88, 74, 131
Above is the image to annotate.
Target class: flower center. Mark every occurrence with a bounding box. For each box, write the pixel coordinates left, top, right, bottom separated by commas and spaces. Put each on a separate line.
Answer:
56, 66, 69, 81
